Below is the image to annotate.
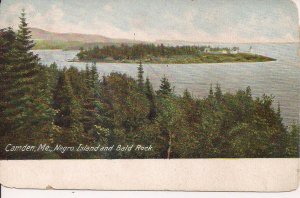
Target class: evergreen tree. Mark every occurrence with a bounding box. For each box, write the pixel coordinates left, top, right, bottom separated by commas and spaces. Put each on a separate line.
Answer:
276, 103, 282, 123
246, 86, 252, 97
209, 83, 213, 98
0, 28, 16, 137
15, 10, 36, 53
0, 11, 57, 158
183, 89, 192, 99
53, 69, 84, 145
214, 83, 222, 101
82, 63, 103, 133
85, 64, 91, 88
6, 10, 40, 135
90, 62, 99, 96
285, 124, 299, 157
157, 75, 172, 96
48, 62, 59, 91
137, 61, 144, 89
145, 77, 157, 120
0, 27, 15, 64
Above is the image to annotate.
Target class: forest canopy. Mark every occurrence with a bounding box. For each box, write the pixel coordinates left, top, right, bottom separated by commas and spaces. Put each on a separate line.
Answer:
75, 43, 275, 64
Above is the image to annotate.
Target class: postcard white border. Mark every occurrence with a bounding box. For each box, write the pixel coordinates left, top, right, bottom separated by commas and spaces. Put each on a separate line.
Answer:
0, 158, 299, 191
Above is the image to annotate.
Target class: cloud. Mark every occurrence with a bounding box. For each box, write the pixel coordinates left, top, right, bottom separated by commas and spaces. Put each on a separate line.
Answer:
0, 2, 65, 32
0, 0, 298, 43
0, 2, 36, 28
291, 0, 300, 24
30, 4, 64, 30
103, 3, 113, 12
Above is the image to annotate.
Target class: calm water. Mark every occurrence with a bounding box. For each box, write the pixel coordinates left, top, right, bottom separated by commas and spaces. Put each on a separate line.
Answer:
33, 43, 300, 125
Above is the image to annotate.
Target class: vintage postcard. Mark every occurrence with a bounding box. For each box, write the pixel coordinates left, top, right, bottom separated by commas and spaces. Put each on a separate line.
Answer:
0, 0, 299, 191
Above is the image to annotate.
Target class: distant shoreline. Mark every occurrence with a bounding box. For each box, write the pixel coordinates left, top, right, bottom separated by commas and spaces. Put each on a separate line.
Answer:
71, 53, 276, 64
67, 60, 277, 65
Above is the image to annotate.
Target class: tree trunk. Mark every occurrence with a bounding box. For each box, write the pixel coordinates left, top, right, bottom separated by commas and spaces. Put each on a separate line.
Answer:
167, 131, 172, 159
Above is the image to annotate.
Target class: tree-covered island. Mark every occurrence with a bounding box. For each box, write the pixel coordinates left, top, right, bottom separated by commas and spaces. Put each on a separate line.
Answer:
75, 44, 276, 64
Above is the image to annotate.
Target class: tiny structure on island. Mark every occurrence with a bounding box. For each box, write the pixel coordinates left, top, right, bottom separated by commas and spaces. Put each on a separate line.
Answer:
202, 46, 240, 54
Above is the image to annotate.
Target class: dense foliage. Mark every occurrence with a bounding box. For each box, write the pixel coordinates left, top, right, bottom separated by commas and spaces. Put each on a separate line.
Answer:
0, 12, 298, 159
76, 44, 275, 64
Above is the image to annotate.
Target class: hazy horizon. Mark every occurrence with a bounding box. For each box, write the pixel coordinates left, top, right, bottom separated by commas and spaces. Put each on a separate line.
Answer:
0, 0, 299, 43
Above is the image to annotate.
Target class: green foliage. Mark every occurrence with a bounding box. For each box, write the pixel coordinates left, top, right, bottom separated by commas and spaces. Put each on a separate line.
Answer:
157, 76, 173, 96
145, 77, 157, 121
0, 27, 16, 137
0, 11, 57, 159
75, 43, 275, 64
33, 40, 84, 50
137, 61, 144, 89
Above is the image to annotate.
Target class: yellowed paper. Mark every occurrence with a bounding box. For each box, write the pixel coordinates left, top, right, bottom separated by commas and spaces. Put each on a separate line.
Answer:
0, 159, 299, 191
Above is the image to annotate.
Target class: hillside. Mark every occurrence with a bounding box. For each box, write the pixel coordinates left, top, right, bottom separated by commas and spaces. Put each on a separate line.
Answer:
29, 27, 145, 44
29, 27, 111, 43
29, 27, 147, 50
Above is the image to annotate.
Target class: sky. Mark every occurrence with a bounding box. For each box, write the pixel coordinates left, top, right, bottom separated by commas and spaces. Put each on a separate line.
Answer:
293, 0, 300, 22
0, 0, 299, 43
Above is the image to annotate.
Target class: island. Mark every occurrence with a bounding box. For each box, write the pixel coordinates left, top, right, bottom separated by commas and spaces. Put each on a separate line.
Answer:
73, 44, 276, 64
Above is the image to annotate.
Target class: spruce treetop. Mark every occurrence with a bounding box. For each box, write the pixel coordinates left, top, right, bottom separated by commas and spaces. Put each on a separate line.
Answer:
16, 9, 35, 53
158, 75, 172, 96
137, 60, 144, 88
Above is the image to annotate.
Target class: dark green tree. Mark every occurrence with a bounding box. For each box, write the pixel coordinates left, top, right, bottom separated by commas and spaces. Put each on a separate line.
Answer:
214, 83, 222, 101
157, 75, 172, 96
5, 10, 40, 136
53, 69, 84, 146
0, 28, 16, 138
90, 62, 99, 95
0, 11, 57, 159
137, 61, 144, 89
145, 77, 157, 121
209, 83, 213, 98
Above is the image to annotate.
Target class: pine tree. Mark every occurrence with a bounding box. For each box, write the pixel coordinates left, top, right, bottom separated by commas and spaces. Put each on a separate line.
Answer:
90, 62, 99, 96
11, 10, 39, 96
157, 75, 172, 96
285, 124, 299, 157
183, 89, 192, 99
0, 28, 16, 137
7, 10, 40, 134
82, 63, 102, 133
0, 27, 15, 64
209, 83, 213, 98
0, 11, 57, 158
15, 10, 36, 53
214, 83, 222, 101
85, 64, 91, 88
137, 60, 144, 89
48, 62, 59, 91
3, 11, 54, 137
53, 69, 84, 144
246, 86, 252, 97
276, 103, 282, 121
145, 77, 157, 121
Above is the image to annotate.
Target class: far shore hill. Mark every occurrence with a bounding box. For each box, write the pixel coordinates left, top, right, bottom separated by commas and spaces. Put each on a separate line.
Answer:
29, 27, 145, 50
29, 27, 296, 49
29, 27, 277, 63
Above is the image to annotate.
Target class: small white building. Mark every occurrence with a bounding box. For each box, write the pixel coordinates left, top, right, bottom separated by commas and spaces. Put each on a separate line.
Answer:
204, 47, 211, 53
221, 49, 228, 54
249, 46, 253, 53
